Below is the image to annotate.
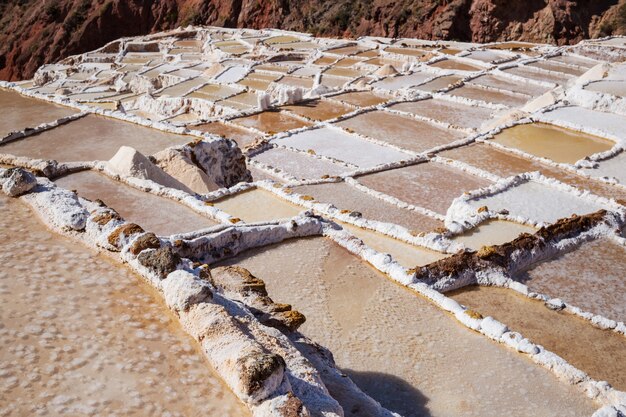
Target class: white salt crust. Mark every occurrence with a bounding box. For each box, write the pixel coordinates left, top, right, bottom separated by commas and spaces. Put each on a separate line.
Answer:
3, 28, 626, 416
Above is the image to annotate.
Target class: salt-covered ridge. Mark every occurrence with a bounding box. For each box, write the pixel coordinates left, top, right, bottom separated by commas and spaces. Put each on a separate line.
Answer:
1, 26, 625, 417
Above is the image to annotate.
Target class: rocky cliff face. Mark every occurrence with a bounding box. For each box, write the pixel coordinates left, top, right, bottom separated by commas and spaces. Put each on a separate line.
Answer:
1, 0, 625, 81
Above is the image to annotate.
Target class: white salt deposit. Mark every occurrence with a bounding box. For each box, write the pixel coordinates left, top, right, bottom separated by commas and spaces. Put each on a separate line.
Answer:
465, 180, 605, 225
274, 127, 412, 168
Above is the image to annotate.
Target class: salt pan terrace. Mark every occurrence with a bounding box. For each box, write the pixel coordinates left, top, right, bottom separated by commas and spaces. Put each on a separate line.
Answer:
1, 26, 625, 417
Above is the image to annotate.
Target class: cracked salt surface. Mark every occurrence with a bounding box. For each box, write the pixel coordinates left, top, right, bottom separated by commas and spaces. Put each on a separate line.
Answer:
218, 237, 596, 417
0, 195, 247, 417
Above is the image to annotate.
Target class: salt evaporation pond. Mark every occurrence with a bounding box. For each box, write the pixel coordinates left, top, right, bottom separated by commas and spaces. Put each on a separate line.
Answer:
231, 110, 312, 133
583, 152, 626, 185
292, 182, 445, 233
283, 99, 353, 121
527, 60, 587, 76
0, 194, 247, 416
252, 147, 349, 179
212, 188, 302, 223
219, 92, 259, 110
55, 170, 218, 235
0, 115, 191, 162
275, 127, 411, 168
389, 98, 495, 129
372, 73, 432, 90
336, 110, 466, 153
193, 121, 259, 147
447, 85, 530, 107
275, 75, 315, 89
585, 80, 626, 97
415, 75, 463, 92
451, 219, 537, 250
187, 83, 240, 101
330, 91, 390, 107
0, 88, 78, 138
467, 180, 604, 225
539, 106, 626, 142
467, 74, 550, 96
438, 142, 626, 202
502, 66, 572, 85
492, 123, 614, 164
449, 286, 626, 391
341, 223, 448, 268
157, 77, 212, 97
384, 47, 427, 57
217, 237, 596, 417
358, 162, 493, 215
429, 59, 484, 72
516, 238, 626, 322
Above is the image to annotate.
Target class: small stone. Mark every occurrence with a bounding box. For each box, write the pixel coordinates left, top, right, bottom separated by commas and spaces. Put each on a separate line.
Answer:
2, 168, 36, 197
236, 352, 285, 398
129, 233, 161, 256
107, 223, 144, 248
137, 247, 181, 279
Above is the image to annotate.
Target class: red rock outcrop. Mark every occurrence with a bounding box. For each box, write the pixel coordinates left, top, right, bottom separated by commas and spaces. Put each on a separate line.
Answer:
1, 0, 624, 81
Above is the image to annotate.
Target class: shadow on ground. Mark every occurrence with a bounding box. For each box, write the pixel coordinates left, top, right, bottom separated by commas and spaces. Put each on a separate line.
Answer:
343, 368, 431, 417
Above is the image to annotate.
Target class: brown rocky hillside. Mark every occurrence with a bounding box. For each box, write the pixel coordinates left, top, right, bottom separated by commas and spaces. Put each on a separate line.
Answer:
1, 0, 625, 81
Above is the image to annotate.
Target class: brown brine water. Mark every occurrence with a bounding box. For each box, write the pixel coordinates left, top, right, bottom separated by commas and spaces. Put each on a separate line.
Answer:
492, 123, 614, 164
0, 115, 191, 162
449, 285, 626, 391
55, 171, 218, 236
